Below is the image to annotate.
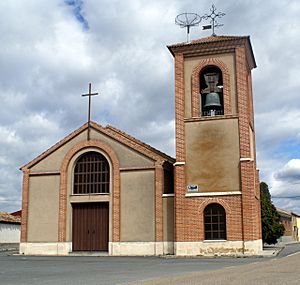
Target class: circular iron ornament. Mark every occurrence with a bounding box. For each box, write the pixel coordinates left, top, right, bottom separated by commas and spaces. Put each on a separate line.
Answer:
175, 12, 202, 28
175, 12, 201, 42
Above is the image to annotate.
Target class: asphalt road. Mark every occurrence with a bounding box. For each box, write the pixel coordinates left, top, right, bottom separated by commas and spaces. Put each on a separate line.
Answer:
0, 243, 299, 285
130, 245, 300, 285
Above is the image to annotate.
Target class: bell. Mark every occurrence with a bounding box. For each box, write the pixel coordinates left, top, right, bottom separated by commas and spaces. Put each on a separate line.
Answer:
203, 92, 222, 109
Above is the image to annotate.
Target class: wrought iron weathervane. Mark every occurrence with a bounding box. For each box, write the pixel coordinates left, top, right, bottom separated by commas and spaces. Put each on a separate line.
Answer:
175, 5, 225, 41
202, 4, 225, 36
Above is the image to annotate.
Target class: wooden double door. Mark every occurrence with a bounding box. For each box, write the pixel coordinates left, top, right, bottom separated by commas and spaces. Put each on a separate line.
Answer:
72, 203, 109, 251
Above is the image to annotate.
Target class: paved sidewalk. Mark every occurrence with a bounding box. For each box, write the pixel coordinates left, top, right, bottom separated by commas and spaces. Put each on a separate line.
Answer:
261, 245, 283, 257
125, 252, 300, 285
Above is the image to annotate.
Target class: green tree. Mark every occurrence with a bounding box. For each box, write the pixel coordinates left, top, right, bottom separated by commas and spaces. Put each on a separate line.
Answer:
260, 182, 285, 244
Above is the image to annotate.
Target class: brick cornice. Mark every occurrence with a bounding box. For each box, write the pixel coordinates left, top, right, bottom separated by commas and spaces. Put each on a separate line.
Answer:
21, 121, 174, 172
20, 123, 88, 171
102, 124, 174, 163
168, 35, 256, 69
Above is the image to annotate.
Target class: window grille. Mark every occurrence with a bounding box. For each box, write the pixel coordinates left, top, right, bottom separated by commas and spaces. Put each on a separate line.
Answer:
204, 203, 226, 240
73, 152, 109, 194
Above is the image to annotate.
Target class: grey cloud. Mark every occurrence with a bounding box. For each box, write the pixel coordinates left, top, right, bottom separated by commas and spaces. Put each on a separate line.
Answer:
274, 159, 300, 182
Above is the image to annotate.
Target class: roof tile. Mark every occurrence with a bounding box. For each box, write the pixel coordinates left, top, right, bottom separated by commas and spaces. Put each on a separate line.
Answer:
168, 35, 249, 49
0, 212, 21, 224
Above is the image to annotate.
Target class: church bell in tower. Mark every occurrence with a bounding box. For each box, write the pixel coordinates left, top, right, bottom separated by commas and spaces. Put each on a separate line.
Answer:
201, 71, 224, 116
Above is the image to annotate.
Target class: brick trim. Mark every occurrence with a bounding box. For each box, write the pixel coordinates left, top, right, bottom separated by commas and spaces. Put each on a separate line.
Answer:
20, 169, 29, 242
155, 163, 164, 242
58, 140, 120, 242
119, 166, 156, 172
20, 124, 88, 170
174, 53, 185, 161
29, 171, 60, 176
174, 52, 187, 243
191, 58, 231, 117
21, 121, 174, 171
103, 124, 174, 163
198, 197, 232, 214
236, 47, 261, 241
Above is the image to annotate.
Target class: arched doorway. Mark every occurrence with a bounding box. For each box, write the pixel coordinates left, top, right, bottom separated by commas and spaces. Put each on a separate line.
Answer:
72, 151, 110, 251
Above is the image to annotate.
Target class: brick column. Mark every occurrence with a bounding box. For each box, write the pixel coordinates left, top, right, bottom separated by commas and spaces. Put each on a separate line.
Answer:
173, 52, 187, 243
155, 163, 164, 249
20, 169, 30, 242
236, 47, 261, 241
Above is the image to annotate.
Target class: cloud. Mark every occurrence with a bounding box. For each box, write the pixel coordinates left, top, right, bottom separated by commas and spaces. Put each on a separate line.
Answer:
268, 159, 300, 213
274, 159, 300, 182
255, 110, 300, 153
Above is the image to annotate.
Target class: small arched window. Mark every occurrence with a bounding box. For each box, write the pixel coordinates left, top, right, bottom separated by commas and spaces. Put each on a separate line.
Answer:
204, 203, 226, 240
73, 151, 110, 194
200, 66, 224, 117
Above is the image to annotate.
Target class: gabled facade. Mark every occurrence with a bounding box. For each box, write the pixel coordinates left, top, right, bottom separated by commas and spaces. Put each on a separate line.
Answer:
20, 122, 175, 255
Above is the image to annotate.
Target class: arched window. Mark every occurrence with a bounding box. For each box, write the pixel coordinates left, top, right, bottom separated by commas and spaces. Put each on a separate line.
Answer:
204, 203, 226, 240
200, 66, 224, 117
73, 151, 110, 194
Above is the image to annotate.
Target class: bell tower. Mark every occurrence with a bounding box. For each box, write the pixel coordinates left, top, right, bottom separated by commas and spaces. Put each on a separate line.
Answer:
168, 36, 262, 255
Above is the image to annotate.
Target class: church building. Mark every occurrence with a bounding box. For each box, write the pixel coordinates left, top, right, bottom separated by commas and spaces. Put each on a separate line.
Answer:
20, 35, 262, 256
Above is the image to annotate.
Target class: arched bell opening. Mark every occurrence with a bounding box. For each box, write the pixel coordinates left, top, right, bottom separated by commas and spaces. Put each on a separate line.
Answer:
200, 66, 224, 117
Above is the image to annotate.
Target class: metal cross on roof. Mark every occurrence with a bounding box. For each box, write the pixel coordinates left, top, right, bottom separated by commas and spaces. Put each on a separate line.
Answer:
82, 83, 99, 140
202, 4, 225, 36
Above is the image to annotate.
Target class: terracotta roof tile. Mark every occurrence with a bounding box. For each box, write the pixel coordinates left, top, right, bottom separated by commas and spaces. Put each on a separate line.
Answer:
0, 212, 21, 224
168, 35, 249, 49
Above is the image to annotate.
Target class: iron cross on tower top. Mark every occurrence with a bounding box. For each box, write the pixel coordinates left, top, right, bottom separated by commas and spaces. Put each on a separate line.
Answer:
82, 83, 99, 141
202, 4, 225, 36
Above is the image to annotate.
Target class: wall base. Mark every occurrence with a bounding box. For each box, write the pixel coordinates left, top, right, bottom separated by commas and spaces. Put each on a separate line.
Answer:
19, 242, 72, 255
19, 240, 262, 256
175, 240, 263, 256
109, 242, 174, 256
244, 239, 263, 255
19, 241, 174, 256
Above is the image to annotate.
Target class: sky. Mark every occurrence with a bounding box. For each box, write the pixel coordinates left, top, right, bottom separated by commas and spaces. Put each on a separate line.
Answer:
0, 0, 300, 214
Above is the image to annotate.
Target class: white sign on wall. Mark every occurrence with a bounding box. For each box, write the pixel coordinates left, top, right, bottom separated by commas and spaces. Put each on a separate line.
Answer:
187, 184, 199, 192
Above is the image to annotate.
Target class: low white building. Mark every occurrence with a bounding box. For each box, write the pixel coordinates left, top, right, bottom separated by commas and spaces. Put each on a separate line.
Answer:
0, 212, 21, 243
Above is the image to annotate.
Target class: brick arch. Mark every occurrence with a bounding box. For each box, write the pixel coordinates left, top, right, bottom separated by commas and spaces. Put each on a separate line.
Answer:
198, 197, 232, 215
191, 58, 231, 117
58, 140, 120, 242
197, 198, 232, 240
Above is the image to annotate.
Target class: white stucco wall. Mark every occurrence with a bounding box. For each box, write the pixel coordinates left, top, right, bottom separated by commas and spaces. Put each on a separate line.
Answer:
0, 223, 20, 243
